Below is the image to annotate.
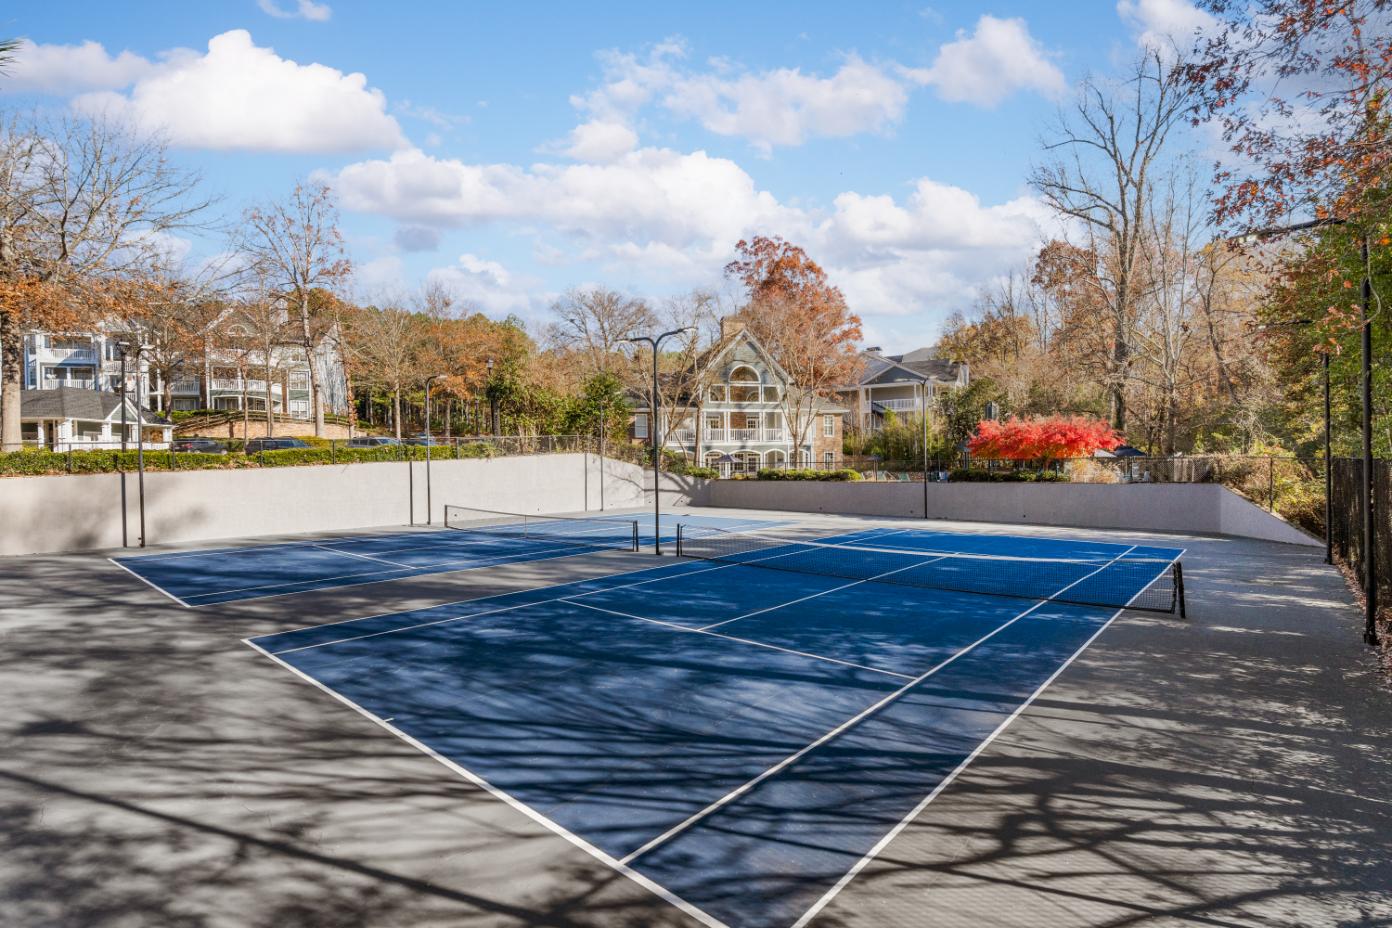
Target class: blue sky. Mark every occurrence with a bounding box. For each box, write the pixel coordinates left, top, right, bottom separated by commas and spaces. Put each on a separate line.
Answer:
1, 0, 1214, 350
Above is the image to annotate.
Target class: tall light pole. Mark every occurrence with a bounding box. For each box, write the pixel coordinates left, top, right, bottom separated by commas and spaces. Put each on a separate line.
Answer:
1243, 217, 1375, 644
424, 374, 443, 526
625, 327, 694, 554
118, 345, 129, 547
919, 375, 931, 519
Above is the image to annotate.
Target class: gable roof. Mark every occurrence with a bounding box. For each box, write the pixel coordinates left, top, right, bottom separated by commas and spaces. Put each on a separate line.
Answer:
856, 349, 964, 385
695, 327, 793, 385
21, 387, 163, 424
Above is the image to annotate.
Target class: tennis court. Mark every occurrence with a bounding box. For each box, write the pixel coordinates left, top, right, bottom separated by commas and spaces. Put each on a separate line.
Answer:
109, 509, 776, 607
247, 524, 1185, 928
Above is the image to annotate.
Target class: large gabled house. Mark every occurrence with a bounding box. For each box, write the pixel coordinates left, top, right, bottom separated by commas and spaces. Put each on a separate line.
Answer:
627, 319, 847, 475
838, 347, 968, 433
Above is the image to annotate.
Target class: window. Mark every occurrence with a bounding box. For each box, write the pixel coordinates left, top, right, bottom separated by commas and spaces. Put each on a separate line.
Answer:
824, 451, 834, 465
823, 414, 835, 437
289, 371, 310, 391
634, 413, 649, 439
729, 383, 761, 402
762, 386, 780, 402
289, 399, 310, 417
708, 385, 727, 402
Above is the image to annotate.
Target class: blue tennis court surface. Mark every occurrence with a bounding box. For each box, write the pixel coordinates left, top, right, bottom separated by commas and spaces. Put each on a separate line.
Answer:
248, 526, 1184, 928
112, 512, 775, 607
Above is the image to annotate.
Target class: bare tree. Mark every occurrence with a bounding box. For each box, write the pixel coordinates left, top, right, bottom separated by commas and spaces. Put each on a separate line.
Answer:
238, 181, 351, 437
0, 114, 209, 449
547, 287, 656, 376
345, 298, 424, 440
1030, 50, 1192, 431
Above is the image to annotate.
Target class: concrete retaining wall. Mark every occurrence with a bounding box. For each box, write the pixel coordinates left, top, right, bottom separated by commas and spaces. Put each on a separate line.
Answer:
704, 480, 1319, 547
0, 454, 650, 556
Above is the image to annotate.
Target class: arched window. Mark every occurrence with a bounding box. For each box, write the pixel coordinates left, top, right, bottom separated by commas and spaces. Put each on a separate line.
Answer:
728, 365, 761, 403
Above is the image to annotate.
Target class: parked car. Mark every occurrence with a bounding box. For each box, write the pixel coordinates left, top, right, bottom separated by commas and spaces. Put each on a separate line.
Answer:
171, 438, 227, 454
244, 438, 310, 454
404, 434, 445, 446
346, 436, 400, 447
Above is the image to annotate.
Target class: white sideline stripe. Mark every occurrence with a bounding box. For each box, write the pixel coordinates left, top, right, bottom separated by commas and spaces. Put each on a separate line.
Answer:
107, 557, 192, 608
312, 544, 418, 570
262, 528, 894, 655
564, 599, 915, 681
241, 639, 731, 928
618, 544, 1139, 866
789, 546, 1179, 928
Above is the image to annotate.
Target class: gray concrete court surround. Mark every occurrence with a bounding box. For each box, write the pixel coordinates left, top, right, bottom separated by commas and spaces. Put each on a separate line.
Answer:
1, 508, 1387, 928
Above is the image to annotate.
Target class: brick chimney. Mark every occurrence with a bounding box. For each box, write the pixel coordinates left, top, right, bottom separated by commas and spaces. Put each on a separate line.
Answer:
720, 316, 747, 340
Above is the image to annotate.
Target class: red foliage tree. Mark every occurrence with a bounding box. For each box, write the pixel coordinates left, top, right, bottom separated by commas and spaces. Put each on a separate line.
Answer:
968, 415, 1122, 463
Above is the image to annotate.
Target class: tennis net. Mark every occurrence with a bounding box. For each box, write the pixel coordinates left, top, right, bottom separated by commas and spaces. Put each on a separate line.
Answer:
675, 525, 1185, 615
444, 505, 640, 552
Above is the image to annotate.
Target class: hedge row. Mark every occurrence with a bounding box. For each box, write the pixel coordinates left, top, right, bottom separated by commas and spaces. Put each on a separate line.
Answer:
0, 442, 499, 476
948, 468, 1069, 482
754, 467, 862, 482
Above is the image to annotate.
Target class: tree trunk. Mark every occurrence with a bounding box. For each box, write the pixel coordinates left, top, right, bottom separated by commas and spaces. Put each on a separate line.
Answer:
299, 293, 324, 437
393, 383, 402, 440
0, 309, 23, 451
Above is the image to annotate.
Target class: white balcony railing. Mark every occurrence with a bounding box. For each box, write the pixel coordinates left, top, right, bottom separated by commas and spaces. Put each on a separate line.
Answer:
41, 378, 95, 391
875, 397, 922, 412
704, 428, 726, 442
668, 429, 696, 444
37, 346, 98, 363
210, 378, 282, 394
170, 379, 201, 394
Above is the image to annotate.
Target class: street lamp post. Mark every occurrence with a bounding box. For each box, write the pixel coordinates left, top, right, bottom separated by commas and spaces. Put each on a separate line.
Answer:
1243, 217, 1376, 644
919, 376, 931, 519
119, 346, 129, 547
625, 328, 694, 554
424, 374, 443, 526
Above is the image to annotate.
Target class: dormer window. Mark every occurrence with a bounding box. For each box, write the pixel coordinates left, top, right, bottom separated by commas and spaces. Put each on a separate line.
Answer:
728, 365, 761, 403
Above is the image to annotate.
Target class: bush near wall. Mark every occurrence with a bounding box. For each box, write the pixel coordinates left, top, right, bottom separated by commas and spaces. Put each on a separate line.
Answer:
755, 467, 862, 482
949, 468, 1069, 483
0, 441, 502, 476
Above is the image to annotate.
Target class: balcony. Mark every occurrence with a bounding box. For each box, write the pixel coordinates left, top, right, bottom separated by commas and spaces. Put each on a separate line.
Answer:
171, 379, 201, 395
703, 427, 785, 443
210, 378, 282, 394
875, 397, 922, 412
704, 429, 726, 442
36, 346, 98, 363
668, 429, 696, 444
41, 378, 95, 391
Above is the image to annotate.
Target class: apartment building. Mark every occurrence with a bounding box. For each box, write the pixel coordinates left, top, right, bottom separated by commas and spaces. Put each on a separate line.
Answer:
628, 319, 846, 475
837, 347, 968, 433
22, 328, 349, 419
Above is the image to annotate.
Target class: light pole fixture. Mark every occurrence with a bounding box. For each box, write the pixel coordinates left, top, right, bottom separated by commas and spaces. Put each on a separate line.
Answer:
1243, 216, 1375, 645
919, 375, 932, 519
424, 373, 443, 526
625, 327, 695, 554
118, 345, 129, 547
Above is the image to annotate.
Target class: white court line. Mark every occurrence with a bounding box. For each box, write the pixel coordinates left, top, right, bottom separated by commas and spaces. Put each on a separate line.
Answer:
311, 544, 419, 570
564, 599, 915, 681
241, 638, 731, 928
617, 545, 1139, 866
261, 528, 894, 655
789, 547, 1182, 928
107, 557, 193, 608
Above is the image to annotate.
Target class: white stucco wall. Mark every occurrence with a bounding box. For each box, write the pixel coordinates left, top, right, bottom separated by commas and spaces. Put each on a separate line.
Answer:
702, 480, 1319, 547
0, 454, 650, 556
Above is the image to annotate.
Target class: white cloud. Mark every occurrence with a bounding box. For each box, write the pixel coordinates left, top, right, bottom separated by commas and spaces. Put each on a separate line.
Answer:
258, 0, 332, 22
563, 120, 638, 162
426, 254, 551, 317
904, 15, 1066, 106
2, 39, 153, 95
664, 55, 908, 153
71, 30, 405, 153
394, 225, 442, 252
328, 143, 1048, 340
1117, 0, 1216, 55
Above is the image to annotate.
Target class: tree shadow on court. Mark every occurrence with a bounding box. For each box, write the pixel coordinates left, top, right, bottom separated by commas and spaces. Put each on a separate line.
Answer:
4, 537, 1392, 928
